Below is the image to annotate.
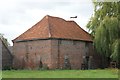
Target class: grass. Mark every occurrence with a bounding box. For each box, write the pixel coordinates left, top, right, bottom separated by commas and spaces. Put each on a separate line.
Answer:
2, 69, 118, 78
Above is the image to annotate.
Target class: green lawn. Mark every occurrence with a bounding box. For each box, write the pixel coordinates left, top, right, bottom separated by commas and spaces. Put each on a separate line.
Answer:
2, 69, 118, 78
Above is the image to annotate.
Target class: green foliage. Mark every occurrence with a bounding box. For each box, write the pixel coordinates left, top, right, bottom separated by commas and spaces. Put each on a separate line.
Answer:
87, 2, 120, 61
0, 33, 10, 46
95, 16, 120, 58
111, 39, 120, 61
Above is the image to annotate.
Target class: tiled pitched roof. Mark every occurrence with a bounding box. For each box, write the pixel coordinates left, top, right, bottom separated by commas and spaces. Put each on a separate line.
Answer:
13, 15, 92, 42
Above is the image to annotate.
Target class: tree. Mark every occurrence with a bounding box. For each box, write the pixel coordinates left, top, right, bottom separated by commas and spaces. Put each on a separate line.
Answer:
86, 2, 120, 62
0, 33, 10, 46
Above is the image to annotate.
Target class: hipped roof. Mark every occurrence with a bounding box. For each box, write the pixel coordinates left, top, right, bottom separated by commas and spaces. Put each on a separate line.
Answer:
13, 15, 92, 42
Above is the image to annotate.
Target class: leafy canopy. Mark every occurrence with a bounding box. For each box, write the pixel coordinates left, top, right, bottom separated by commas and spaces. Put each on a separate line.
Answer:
86, 2, 120, 61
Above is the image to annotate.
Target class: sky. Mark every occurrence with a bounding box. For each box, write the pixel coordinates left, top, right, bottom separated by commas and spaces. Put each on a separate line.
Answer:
0, 0, 94, 45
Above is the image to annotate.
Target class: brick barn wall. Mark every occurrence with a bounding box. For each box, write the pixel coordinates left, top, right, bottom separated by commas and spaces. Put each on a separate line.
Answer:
13, 39, 104, 70
13, 40, 52, 69
51, 39, 86, 69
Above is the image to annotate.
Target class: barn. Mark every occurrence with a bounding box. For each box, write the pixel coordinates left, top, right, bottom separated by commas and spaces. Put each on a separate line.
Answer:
12, 15, 106, 70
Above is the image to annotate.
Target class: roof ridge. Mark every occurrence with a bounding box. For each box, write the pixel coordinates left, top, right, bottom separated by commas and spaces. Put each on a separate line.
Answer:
46, 15, 52, 38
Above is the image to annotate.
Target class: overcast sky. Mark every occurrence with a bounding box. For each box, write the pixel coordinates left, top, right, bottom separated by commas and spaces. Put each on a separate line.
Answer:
0, 0, 94, 45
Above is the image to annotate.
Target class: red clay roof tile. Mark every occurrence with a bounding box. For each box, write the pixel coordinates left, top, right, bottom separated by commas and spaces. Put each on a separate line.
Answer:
13, 15, 92, 42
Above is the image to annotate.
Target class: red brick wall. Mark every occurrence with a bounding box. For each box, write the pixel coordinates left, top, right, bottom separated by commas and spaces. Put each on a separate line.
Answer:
13, 40, 52, 69
51, 39, 89, 69
13, 39, 103, 69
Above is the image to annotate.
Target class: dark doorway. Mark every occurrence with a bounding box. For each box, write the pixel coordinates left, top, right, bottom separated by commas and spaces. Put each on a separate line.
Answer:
39, 60, 43, 69
82, 56, 90, 69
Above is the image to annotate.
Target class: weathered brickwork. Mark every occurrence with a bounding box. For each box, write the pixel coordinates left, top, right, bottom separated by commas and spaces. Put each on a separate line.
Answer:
13, 39, 103, 70
51, 40, 84, 69
13, 40, 52, 69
